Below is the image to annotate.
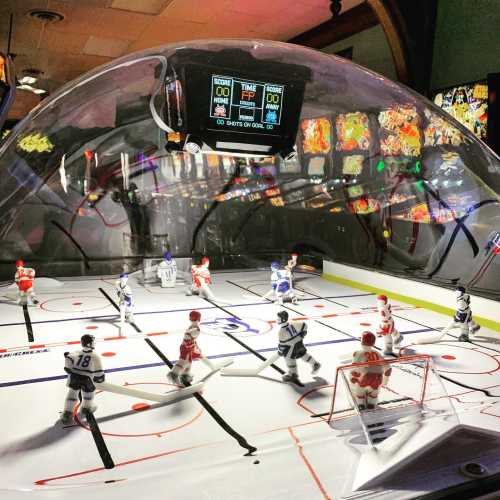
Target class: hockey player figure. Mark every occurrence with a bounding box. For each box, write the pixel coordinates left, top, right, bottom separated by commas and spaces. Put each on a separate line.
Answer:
350, 331, 391, 410
286, 253, 299, 291
187, 257, 216, 300
167, 310, 214, 385
376, 295, 402, 355
61, 334, 105, 424
451, 286, 480, 342
116, 273, 134, 325
277, 310, 320, 384
14, 260, 39, 305
157, 251, 177, 288
268, 261, 298, 305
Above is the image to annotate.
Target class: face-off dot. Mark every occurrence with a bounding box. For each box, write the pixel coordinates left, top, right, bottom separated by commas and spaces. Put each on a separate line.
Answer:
72, 302, 83, 306
314, 304, 325, 308
86, 326, 98, 330
132, 403, 151, 412
442, 355, 456, 360
360, 322, 371, 326
102, 352, 116, 357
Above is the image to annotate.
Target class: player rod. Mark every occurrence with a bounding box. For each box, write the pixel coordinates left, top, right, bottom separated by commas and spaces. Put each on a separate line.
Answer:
99, 287, 141, 333
82, 409, 115, 469
144, 337, 257, 456
202, 297, 285, 375
22, 304, 34, 343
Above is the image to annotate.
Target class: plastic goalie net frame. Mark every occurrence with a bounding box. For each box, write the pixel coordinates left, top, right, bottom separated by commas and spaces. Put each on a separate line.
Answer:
327, 354, 433, 423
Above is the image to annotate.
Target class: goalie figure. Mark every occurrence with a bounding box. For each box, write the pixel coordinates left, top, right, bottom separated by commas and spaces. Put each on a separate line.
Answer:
61, 334, 105, 424
157, 251, 177, 288
167, 310, 214, 385
450, 286, 480, 342
267, 261, 298, 304
376, 295, 402, 355
277, 310, 320, 383
14, 260, 39, 305
116, 273, 134, 325
350, 331, 391, 410
186, 257, 216, 300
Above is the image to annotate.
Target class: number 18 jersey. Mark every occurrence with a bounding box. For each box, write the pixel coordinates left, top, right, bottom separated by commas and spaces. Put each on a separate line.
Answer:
65, 349, 104, 382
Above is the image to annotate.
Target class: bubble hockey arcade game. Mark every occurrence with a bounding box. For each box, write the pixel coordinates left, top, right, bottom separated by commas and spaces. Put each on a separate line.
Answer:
0, 40, 499, 500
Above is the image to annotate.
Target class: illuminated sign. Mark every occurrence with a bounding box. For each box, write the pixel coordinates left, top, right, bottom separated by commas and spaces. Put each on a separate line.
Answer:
209, 74, 284, 134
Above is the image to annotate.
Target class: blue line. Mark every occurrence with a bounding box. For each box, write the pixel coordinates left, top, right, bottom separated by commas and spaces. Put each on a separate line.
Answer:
0, 328, 431, 388
0, 294, 378, 328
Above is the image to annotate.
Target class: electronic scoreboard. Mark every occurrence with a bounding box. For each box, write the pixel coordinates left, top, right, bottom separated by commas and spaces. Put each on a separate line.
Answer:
164, 48, 310, 158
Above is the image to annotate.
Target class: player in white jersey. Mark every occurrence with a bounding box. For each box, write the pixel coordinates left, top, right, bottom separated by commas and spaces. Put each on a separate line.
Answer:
61, 334, 105, 424
446, 286, 480, 341
267, 261, 298, 304
376, 295, 403, 355
277, 310, 320, 383
157, 251, 177, 288
350, 331, 391, 410
116, 272, 134, 324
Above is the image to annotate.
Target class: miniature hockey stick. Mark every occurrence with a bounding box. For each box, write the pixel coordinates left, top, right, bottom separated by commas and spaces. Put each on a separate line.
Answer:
413, 321, 452, 344
83, 409, 115, 469
221, 352, 280, 377
95, 381, 204, 403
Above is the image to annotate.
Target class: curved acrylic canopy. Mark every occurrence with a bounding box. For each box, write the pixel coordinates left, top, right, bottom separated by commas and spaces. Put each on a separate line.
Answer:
0, 39, 498, 298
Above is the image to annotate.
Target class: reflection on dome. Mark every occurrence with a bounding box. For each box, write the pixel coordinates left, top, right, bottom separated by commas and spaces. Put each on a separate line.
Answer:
0, 40, 498, 299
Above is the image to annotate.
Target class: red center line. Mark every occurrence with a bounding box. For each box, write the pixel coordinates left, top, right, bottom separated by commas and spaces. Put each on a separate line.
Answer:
0, 332, 169, 354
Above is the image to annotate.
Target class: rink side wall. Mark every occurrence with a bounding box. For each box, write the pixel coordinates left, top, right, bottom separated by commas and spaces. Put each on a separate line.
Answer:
323, 261, 500, 332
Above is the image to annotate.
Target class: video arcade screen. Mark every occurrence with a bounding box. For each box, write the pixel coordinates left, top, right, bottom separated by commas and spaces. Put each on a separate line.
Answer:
432, 81, 488, 142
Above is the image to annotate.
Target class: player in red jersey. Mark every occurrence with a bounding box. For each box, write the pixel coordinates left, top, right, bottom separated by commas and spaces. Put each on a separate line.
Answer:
350, 331, 391, 410
14, 260, 38, 305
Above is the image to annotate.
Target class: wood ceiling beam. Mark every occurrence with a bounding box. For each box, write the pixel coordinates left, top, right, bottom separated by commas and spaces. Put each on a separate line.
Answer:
287, 2, 379, 49
366, 0, 410, 84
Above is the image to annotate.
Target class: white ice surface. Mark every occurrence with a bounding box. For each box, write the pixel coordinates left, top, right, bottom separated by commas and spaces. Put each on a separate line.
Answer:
0, 270, 499, 499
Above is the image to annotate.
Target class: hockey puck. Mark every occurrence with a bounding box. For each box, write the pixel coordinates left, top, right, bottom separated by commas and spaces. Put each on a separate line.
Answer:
253, 460, 260, 465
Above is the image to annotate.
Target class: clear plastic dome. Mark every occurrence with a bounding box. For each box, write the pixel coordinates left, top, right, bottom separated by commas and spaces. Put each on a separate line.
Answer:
0, 39, 499, 298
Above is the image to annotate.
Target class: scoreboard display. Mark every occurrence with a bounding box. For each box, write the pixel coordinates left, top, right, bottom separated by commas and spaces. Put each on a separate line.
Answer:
209, 75, 284, 134
164, 48, 310, 157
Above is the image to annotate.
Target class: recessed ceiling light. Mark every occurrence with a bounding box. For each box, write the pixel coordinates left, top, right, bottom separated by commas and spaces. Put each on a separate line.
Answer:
32, 88, 47, 94
27, 10, 64, 23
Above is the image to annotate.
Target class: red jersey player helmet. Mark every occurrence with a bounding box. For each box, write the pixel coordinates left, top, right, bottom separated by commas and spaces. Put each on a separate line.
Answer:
15, 260, 24, 268
361, 331, 376, 347
189, 310, 201, 322
201, 257, 209, 267
377, 294, 388, 303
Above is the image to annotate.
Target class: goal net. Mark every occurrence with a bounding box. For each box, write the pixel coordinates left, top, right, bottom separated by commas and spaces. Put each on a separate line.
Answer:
328, 355, 456, 445
141, 257, 192, 285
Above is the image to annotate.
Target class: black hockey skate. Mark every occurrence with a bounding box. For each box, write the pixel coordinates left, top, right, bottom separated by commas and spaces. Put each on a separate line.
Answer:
282, 373, 301, 384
